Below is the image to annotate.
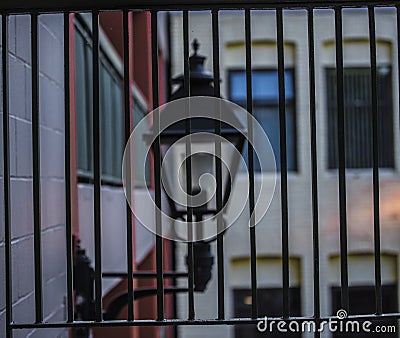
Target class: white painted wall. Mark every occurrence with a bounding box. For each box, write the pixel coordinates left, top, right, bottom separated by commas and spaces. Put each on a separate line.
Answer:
77, 185, 157, 294
78, 184, 128, 294
0, 14, 68, 338
171, 8, 400, 338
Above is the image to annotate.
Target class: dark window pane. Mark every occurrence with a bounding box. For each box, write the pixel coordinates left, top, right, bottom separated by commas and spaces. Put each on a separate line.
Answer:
84, 39, 94, 174
331, 285, 398, 337
100, 62, 113, 178
75, 30, 90, 173
254, 106, 296, 171
229, 69, 297, 172
234, 288, 301, 338
112, 79, 124, 180
326, 67, 394, 169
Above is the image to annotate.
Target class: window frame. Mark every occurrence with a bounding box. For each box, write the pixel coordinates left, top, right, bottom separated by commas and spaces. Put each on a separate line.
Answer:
227, 67, 298, 173
74, 14, 127, 186
324, 65, 396, 172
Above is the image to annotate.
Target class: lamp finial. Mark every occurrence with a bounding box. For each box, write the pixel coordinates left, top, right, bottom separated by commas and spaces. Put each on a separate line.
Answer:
192, 39, 199, 55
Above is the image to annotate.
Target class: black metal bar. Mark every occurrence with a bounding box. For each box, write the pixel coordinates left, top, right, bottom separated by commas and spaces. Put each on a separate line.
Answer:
244, 8, 257, 319
171, 241, 179, 338
182, 9, 195, 320
102, 271, 189, 278
368, 5, 382, 315
63, 11, 73, 323
11, 312, 400, 329
334, 6, 349, 312
307, 9, 321, 338
92, 10, 103, 322
212, 8, 225, 320
0, 0, 400, 14
104, 287, 190, 320
123, 9, 134, 321
307, 7, 320, 331
276, 7, 290, 318
31, 12, 43, 324
151, 10, 165, 321
2, 13, 13, 338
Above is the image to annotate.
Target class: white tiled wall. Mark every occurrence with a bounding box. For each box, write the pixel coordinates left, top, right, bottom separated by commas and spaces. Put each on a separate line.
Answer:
0, 14, 67, 338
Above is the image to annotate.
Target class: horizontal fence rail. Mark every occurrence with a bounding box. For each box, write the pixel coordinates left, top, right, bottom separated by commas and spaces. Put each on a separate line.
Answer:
8, 312, 400, 328
1, 0, 400, 12
1, 1, 400, 338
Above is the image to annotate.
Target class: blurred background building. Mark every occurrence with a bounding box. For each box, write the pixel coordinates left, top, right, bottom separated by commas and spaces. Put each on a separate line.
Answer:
170, 9, 400, 338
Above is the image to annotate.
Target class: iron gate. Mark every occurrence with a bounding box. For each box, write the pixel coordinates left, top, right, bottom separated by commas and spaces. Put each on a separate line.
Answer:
2, 0, 400, 337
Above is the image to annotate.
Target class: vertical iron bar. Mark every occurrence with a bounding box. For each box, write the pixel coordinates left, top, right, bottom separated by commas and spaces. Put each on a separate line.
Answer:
92, 10, 102, 322
2, 13, 13, 338
32, 12, 43, 324
368, 5, 382, 315
334, 7, 349, 312
123, 9, 134, 321
307, 8, 320, 333
276, 8, 290, 318
244, 9, 257, 319
212, 9, 225, 320
151, 10, 164, 321
63, 11, 73, 323
182, 9, 195, 320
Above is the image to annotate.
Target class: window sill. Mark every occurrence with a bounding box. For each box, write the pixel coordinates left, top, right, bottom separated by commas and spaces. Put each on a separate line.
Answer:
323, 168, 399, 179
236, 171, 301, 180
77, 173, 123, 187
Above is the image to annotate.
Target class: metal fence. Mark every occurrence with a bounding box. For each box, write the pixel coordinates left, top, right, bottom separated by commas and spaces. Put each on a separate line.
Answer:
2, 0, 400, 337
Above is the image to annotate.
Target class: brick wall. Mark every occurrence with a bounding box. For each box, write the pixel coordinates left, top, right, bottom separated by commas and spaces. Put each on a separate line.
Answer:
0, 14, 67, 338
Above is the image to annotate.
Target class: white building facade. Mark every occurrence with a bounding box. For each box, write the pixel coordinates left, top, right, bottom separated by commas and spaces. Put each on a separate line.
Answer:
170, 9, 400, 338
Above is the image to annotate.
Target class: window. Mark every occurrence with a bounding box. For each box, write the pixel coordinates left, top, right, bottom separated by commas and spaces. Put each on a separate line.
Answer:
228, 69, 297, 171
133, 102, 151, 188
326, 67, 394, 169
234, 288, 301, 337
75, 17, 125, 184
331, 285, 398, 337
